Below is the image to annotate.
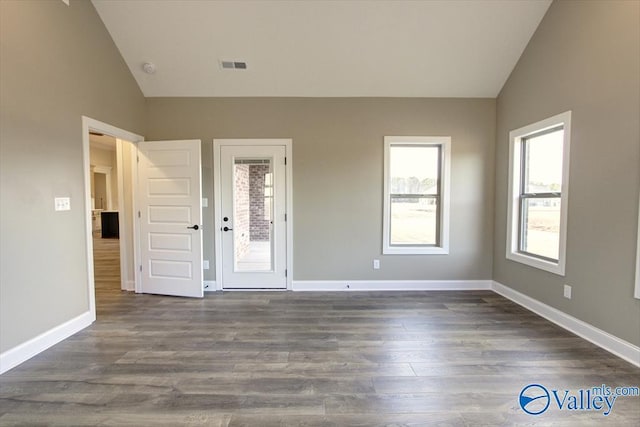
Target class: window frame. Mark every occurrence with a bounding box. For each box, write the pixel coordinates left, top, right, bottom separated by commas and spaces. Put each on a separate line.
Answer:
383, 136, 451, 255
506, 111, 571, 275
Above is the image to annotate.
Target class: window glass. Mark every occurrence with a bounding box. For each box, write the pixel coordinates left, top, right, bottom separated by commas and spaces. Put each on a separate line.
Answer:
390, 146, 439, 195
524, 128, 564, 194
521, 198, 561, 260
390, 197, 437, 245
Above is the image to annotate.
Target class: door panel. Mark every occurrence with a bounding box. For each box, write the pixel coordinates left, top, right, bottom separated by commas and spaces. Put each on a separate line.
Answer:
138, 140, 203, 298
219, 145, 287, 289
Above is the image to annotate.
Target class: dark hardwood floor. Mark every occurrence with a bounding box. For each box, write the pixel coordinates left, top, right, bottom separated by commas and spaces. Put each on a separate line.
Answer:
1, 239, 639, 425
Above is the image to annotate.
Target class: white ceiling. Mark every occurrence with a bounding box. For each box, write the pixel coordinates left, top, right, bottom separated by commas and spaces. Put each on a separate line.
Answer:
92, 0, 551, 98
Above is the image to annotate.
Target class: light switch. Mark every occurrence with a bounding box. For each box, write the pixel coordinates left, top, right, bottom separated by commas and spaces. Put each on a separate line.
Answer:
202, 198, 208, 208
203, 260, 210, 270
54, 197, 71, 211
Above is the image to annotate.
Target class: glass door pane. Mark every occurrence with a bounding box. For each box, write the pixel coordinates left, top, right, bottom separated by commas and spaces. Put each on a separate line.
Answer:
233, 158, 273, 272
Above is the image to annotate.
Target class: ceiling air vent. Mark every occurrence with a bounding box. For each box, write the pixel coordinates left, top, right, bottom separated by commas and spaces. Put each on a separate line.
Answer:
221, 61, 247, 70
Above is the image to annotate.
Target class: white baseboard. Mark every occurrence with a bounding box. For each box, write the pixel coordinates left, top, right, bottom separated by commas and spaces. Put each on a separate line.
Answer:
0, 311, 94, 375
203, 280, 216, 292
492, 281, 640, 367
122, 280, 135, 292
292, 280, 493, 292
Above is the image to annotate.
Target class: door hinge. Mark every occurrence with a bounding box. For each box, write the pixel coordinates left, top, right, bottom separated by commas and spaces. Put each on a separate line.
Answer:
284, 157, 287, 165
284, 213, 287, 222
138, 211, 141, 218
139, 265, 142, 272
137, 155, 139, 163
285, 269, 288, 277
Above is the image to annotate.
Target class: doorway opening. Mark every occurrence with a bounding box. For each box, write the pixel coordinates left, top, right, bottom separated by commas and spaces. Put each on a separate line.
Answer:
82, 117, 144, 319
89, 133, 121, 299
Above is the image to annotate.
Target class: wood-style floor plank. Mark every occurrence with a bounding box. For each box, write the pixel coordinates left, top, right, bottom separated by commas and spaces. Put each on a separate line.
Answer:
1, 236, 639, 425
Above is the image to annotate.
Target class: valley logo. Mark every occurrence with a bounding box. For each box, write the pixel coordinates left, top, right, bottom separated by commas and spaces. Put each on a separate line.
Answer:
519, 383, 639, 416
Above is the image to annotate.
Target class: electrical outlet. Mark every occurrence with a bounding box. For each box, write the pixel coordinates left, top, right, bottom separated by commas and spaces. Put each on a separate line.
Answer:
373, 259, 380, 270
54, 197, 70, 211
564, 284, 572, 299
203, 260, 210, 270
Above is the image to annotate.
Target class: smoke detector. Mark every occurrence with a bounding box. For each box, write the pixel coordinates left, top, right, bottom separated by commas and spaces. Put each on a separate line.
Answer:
220, 60, 247, 70
142, 62, 156, 74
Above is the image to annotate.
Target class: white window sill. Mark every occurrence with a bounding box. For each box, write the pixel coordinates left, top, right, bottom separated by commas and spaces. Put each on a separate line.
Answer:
384, 246, 449, 255
506, 251, 565, 276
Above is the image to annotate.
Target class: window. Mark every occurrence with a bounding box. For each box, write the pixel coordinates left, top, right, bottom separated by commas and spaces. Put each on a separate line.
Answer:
383, 136, 450, 254
506, 111, 571, 275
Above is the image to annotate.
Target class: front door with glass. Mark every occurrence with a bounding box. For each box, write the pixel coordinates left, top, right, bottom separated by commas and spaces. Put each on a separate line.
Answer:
218, 144, 287, 289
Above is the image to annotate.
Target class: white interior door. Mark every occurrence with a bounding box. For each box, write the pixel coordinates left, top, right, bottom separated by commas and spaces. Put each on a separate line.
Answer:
138, 140, 203, 298
218, 144, 287, 289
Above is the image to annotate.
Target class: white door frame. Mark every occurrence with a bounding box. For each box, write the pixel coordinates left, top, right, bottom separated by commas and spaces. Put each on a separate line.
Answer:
82, 116, 144, 318
213, 139, 293, 291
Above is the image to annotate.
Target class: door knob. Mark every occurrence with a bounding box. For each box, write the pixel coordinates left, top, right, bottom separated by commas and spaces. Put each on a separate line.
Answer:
223, 226, 233, 232
187, 225, 199, 230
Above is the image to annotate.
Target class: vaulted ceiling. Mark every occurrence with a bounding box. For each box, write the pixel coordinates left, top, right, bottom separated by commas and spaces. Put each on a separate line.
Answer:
92, 0, 551, 98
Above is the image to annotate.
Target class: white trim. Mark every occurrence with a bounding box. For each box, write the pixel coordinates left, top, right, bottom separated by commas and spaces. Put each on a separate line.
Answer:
219, 288, 288, 292
0, 311, 93, 374
635, 189, 640, 299
82, 122, 97, 319
506, 111, 571, 276
292, 280, 492, 292
213, 139, 293, 291
82, 117, 144, 315
115, 140, 128, 291
131, 144, 141, 294
213, 140, 222, 291
285, 142, 293, 291
123, 280, 135, 292
383, 136, 451, 255
492, 281, 640, 367
204, 280, 216, 292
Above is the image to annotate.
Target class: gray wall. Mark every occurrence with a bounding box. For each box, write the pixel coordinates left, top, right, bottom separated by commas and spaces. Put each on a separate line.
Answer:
494, 0, 640, 345
145, 98, 496, 282
0, 0, 145, 352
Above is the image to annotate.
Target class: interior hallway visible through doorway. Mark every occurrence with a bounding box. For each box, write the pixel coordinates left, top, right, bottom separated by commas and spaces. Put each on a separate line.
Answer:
92, 234, 121, 302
